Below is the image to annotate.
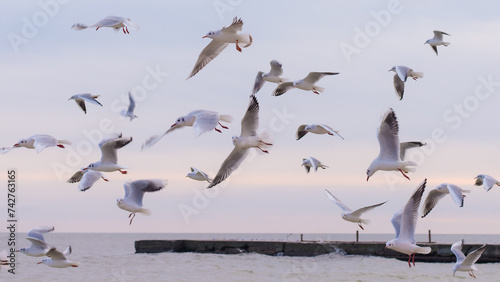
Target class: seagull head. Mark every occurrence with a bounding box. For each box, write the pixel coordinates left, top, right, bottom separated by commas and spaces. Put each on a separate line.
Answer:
203, 31, 216, 39
388, 66, 396, 72
366, 167, 375, 181
13, 139, 28, 148
171, 117, 186, 128
231, 136, 239, 146
385, 240, 396, 249
37, 258, 49, 265
424, 39, 431, 45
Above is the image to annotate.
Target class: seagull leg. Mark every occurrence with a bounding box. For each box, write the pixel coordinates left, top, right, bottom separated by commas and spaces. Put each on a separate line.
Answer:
235, 40, 242, 52
128, 213, 136, 225
407, 255, 412, 268
398, 169, 411, 180
57, 144, 66, 148
412, 252, 416, 267
257, 147, 269, 154
119, 169, 128, 174
259, 140, 273, 146
126, 26, 130, 34
218, 122, 229, 129
96, 26, 100, 31
214, 128, 222, 133
101, 177, 109, 182
358, 223, 364, 230
312, 89, 320, 94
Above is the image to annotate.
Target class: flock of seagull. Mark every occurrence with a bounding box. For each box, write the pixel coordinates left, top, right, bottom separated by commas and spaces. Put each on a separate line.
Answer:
0, 15, 495, 276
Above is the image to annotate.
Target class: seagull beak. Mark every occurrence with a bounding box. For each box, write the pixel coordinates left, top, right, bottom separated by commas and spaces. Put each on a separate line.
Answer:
82, 167, 88, 171
202, 36, 208, 38
37, 261, 42, 264
170, 123, 177, 128
366, 176, 370, 181
13, 143, 19, 147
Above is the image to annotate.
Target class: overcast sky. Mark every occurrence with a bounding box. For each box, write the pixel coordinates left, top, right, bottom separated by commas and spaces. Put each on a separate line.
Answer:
1, 1, 500, 235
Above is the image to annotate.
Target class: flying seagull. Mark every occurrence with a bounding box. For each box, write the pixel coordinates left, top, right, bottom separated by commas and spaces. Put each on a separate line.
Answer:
72, 16, 139, 34
68, 93, 102, 114
388, 66, 423, 100
188, 17, 252, 79
272, 72, 338, 96
252, 60, 288, 95
451, 240, 486, 278
424, 30, 450, 55
207, 95, 272, 189
421, 183, 470, 218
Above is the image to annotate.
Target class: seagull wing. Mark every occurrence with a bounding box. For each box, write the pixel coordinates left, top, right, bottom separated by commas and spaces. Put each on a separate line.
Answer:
127, 92, 136, 113
79, 93, 102, 106
26, 238, 50, 253
141, 133, 167, 151
390, 207, 403, 239
125, 179, 167, 206
446, 184, 465, 207
351, 201, 387, 218
32, 135, 57, 153
296, 124, 308, 140
317, 124, 344, 139
451, 240, 466, 262
395, 66, 410, 82
309, 157, 320, 171
240, 95, 259, 137
67, 170, 84, 183
192, 110, 220, 136
393, 74, 405, 100
93, 16, 124, 27
0, 146, 14, 154
430, 45, 438, 55
221, 17, 244, 33
272, 81, 294, 96
78, 170, 105, 192
303, 72, 339, 84
399, 179, 426, 243
377, 108, 400, 161
482, 175, 498, 191
45, 248, 67, 261
324, 189, 352, 213
269, 60, 283, 76
74, 99, 87, 113
462, 244, 486, 267
421, 188, 447, 218
252, 71, 265, 94
433, 30, 450, 40
207, 147, 249, 189
188, 40, 229, 79
400, 141, 426, 160
100, 136, 132, 164
27, 226, 54, 242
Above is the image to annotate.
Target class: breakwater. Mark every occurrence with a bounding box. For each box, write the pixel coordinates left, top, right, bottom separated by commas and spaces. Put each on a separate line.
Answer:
135, 239, 500, 263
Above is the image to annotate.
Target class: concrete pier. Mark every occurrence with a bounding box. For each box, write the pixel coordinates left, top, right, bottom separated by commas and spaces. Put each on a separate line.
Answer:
135, 240, 500, 263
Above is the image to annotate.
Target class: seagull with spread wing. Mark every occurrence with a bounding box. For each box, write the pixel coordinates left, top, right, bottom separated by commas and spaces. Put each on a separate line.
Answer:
207, 95, 272, 189
324, 189, 386, 230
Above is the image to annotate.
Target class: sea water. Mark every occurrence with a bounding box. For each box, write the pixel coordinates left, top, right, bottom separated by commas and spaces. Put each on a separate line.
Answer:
1, 233, 499, 281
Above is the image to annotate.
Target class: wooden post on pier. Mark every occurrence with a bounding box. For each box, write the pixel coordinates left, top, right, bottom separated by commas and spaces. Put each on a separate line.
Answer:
428, 229, 431, 243
300, 234, 303, 242
356, 230, 359, 242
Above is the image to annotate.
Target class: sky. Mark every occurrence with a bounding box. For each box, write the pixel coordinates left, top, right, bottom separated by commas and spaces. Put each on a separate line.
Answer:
1, 0, 500, 234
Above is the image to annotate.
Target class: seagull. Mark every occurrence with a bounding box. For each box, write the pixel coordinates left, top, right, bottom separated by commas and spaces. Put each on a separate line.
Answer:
207, 95, 272, 189
0, 134, 71, 154
296, 124, 344, 140
188, 17, 252, 79
302, 157, 328, 173
388, 66, 423, 100
451, 240, 486, 278
67, 169, 109, 192
120, 92, 138, 121
252, 60, 288, 95
37, 247, 78, 268
424, 30, 450, 55
16, 226, 55, 257
474, 174, 500, 192
399, 141, 426, 161
68, 93, 103, 114
116, 179, 167, 225
84, 134, 132, 174
324, 189, 387, 230
272, 72, 339, 96
71, 16, 139, 34
421, 183, 470, 218
186, 167, 212, 183
366, 108, 417, 181
386, 179, 430, 268
141, 110, 233, 150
